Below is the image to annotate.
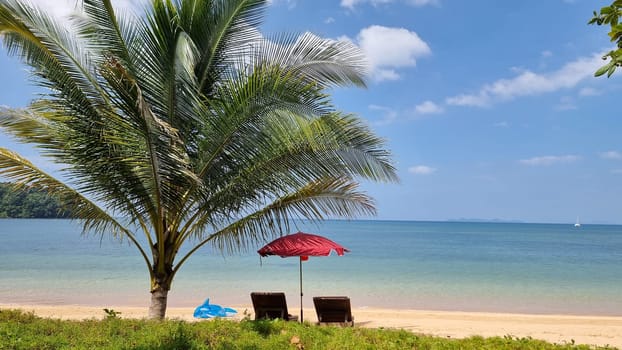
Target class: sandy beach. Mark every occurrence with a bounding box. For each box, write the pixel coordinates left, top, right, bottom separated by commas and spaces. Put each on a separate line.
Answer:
2, 304, 621, 349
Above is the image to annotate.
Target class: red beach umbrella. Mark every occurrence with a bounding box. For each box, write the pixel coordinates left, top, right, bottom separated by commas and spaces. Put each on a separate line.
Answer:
258, 231, 349, 322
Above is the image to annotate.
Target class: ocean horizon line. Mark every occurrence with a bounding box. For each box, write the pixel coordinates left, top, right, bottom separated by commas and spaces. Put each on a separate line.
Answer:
1, 216, 620, 227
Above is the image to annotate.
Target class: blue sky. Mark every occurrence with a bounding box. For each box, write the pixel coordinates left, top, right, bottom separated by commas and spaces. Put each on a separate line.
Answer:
1, 0, 621, 224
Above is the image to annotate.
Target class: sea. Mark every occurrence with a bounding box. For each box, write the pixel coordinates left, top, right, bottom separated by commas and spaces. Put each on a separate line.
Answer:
2, 219, 622, 316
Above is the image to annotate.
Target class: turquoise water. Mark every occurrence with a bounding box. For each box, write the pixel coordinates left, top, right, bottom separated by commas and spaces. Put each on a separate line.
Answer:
1, 219, 622, 315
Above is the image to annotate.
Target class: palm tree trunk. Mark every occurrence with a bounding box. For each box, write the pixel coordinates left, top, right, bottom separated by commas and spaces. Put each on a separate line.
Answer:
148, 285, 169, 319
149, 244, 174, 319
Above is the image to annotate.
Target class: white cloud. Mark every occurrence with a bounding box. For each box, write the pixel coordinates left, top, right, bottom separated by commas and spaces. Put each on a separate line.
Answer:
493, 121, 509, 128
579, 87, 601, 96
415, 100, 444, 114
445, 93, 490, 107
368, 102, 441, 125
519, 155, 580, 166
600, 151, 622, 160
541, 50, 553, 58
373, 69, 401, 81
554, 96, 577, 111
341, 0, 438, 9
341, 0, 388, 9
110, 0, 149, 14
324, 17, 335, 24
20, 0, 147, 21
408, 165, 437, 175
407, 0, 439, 6
354, 25, 431, 81
446, 53, 604, 107
509, 66, 526, 74
368, 104, 398, 126
267, 0, 298, 8
21, 0, 78, 19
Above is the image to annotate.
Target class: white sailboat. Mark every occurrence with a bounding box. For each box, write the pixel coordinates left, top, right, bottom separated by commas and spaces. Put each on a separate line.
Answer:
574, 217, 581, 227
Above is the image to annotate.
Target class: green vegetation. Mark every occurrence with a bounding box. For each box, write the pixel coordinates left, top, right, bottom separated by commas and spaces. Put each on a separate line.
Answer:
589, 1, 622, 76
0, 0, 397, 319
0, 182, 71, 218
0, 310, 614, 350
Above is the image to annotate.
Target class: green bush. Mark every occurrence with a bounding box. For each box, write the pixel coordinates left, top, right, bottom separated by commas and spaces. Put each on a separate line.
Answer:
0, 309, 615, 350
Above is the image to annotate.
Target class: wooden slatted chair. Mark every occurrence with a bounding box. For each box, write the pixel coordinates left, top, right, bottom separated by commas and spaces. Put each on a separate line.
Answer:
250, 292, 298, 321
313, 296, 354, 326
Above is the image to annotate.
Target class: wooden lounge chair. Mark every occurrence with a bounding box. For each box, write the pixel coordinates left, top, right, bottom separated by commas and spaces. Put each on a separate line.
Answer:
313, 296, 354, 326
250, 292, 298, 321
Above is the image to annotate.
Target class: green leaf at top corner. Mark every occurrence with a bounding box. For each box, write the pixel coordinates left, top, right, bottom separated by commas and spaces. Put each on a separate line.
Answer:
595, 62, 613, 77
607, 65, 617, 77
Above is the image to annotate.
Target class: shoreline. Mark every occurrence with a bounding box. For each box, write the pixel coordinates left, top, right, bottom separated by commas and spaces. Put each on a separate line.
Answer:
3, 303, 622, 348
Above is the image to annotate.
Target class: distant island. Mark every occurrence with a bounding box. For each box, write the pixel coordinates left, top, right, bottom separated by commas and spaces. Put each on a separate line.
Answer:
0, 182, 71, 218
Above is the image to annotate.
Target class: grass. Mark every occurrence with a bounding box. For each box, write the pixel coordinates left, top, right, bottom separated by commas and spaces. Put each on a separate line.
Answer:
0, 309, 616, 350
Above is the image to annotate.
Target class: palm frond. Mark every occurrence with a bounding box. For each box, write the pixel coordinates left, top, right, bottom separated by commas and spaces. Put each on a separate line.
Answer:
0, 2, 156, 219
172, 106, 396, 245
100, 57, 200, 217
314, 113, 398, 182
175, 176, 373, 266
0, 1, 106, 117
74, 0, 139, 71
5, 101, 160, 225
0, 147, 114, 235
195, 62, 331, 175
192, 0, 266, 92
0, 147, 154, 271
196, 110, 395, 215
137, 3, 203, 143
0, 106, 64, 151
256, 32, 368, 88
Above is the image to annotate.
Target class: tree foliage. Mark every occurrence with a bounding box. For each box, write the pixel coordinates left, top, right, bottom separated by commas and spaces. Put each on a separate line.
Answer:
0, 0, 397, 319
589, 0, 622, 76
0, 182, 71, 218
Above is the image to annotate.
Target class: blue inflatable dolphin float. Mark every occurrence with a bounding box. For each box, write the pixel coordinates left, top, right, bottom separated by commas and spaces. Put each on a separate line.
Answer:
193, 298, 237, 319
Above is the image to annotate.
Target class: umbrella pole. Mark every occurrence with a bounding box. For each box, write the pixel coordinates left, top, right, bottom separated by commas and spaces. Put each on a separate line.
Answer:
299, 256, 303, 323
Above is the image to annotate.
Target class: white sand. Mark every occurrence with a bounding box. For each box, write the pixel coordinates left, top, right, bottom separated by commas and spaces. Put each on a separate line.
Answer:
2, 303, 622, 348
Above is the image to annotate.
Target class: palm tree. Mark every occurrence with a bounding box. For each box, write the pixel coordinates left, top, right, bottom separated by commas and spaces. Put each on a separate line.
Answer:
0, 0, 397, 319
